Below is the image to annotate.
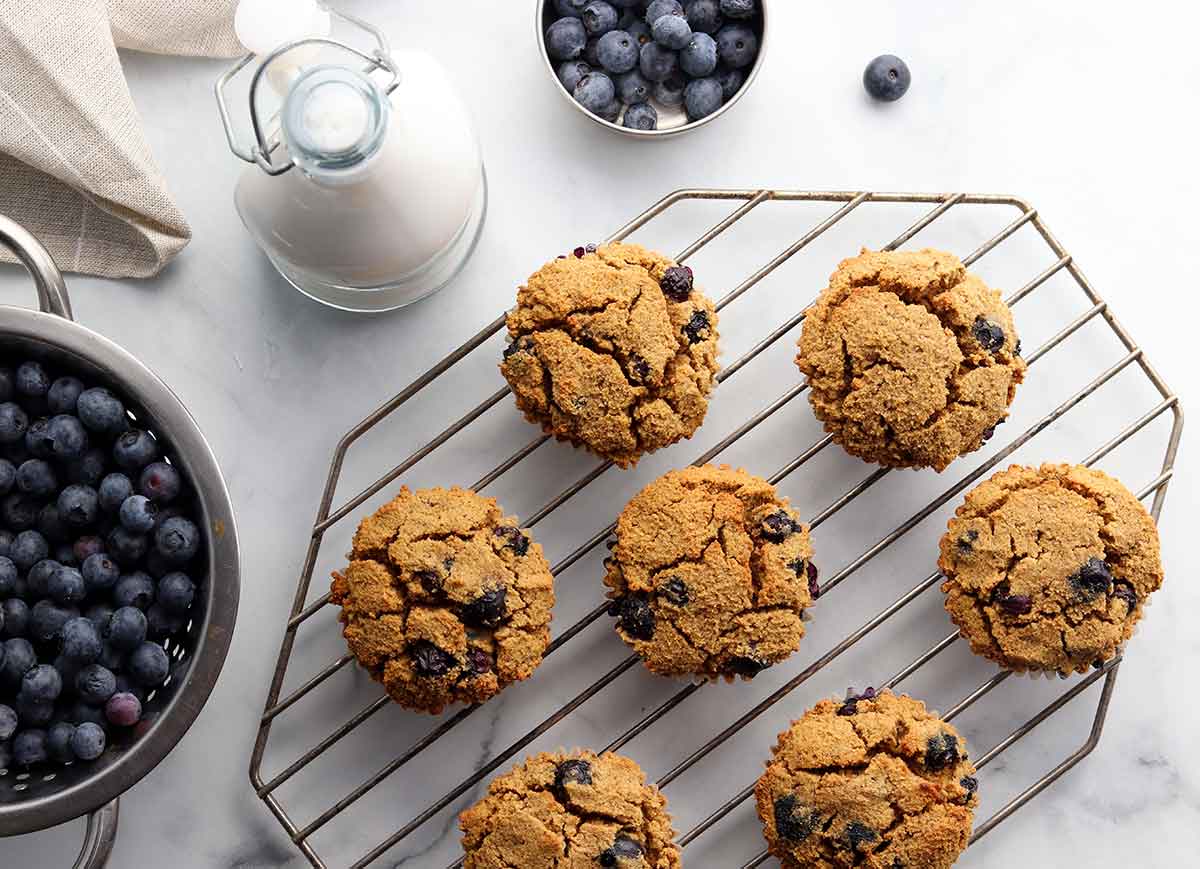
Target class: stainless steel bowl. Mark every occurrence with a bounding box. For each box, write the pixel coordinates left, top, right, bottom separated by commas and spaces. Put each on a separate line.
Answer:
537, 0, 769, 138
0, 215, 240, 868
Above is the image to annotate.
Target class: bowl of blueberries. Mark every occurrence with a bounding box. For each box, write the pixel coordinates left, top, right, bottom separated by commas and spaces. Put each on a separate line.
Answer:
0, 215, 239, 866
539, 0, 767, 136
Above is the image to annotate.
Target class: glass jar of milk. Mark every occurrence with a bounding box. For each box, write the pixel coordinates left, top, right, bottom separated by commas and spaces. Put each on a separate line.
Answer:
217, 6, 486, 312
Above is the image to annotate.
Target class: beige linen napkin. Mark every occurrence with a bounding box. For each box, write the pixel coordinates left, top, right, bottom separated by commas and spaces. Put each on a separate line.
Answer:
0, 0, 244, 279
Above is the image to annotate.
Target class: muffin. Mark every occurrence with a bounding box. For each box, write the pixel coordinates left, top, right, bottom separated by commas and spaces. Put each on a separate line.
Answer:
329, 486, 554, 713
500, 242, 720, 467
755, 690, 978, 869
939, 463, 1163, 674
603, 465, 817, 680
796, 248, 1025, 471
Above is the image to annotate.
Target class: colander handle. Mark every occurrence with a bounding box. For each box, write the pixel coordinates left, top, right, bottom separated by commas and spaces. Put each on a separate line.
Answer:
0, 213, 75, 320
75, 800, 119, 869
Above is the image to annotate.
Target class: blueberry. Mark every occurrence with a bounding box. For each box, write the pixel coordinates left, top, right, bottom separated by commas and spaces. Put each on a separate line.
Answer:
76, 387, 128, 435
715, 22, 757, 68
728, 655, 769, 678
117, 494, 159, 533
547, 17, 588, 60
38, 504, 70, 544
616, 69, 651, 103
653, 72, 687, 105
46, 376, 84, 414
863, 54, 911, 102
45, 414, 89, 460
463, 646, 492, 676
554, 0, 587, 16
138, 462, 181, 504
98, 473, 134, 513
554, 758, 593, 791
994, 589, 1033, 616
85, 602, 114, 632
652, 12, 692, 49
82, 553, 121, 592
129, 641, 170, 687
459, 586, 508, 628
599, 837, 643, 867
22, 663, 63, 702
582, 37, 603, 68
408, 640, 456, 677
61, 616, 103, 662
58, 484, 100, 526
71, 721, 107, 761
761, 510, 800, 543
596, 29, 639, 73
573, 70, 616, 113
719, 0, 755, 17
843, 821, 878, 850
15, 458, 55, 497
114, 572, 156, 610
596, 99, 621, 122
0, 703, 16, 740
145, 604, 185, 639
1, 638, 36, 688
956, 528, 979, 555
10, 530, 49, 571
1, 599, 30, 638
679, 31, 718, 76
108, 526, 149, 565
15, 361, 50, 399
582, 1, 619, 36
25, 417, 55, 458
960, 775, 979, 795
0, 403, 29, 444
65, 448, 107, 486
715, 64, 745, 100
925, 732, 960, 771
1070, 558, 1113, 600
105, 691, 142, 727
639, 41, 679, 81
558, 59, 592, 92
622, 101, 658, 130
0, 555, 17, 597
73, 534, 105, 562
1112, 580, 1138, 611
155, 516, 200, 563
29, 600, 76, 644
49, 566, 87, 605
112, 429, 157, 470
0, 458, 13, 495
156, 572, 195, 615
12, 729, 48, 766
98, 642, 126, 672
15, 693, 54, 727
658, 577, 689, 606
645, 0, 684, 23
1, 493, 40, 530
682, 308, 713, 342
971, 316, 1006, 353
774, 794, 821, 842
686, 0, 723, 33
609, 595, 655, 640
47, 721, 77, 763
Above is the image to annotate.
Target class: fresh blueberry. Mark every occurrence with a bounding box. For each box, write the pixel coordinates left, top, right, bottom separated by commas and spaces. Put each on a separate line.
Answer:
155, 516, 200, 563
645, 0, 684, 23
49, 566, 87, 605
46, 376, 84, 414
76, 387, 128, 435
107, 526, 149, 565
105, 691, 142, 727
1, 638, 36, 688
639, 41, 679, 81
609, 595, 655, 640
582, 1, 619, 36
71, 721, 107, 761
112, 429, 157, 470
22, 663, 63, 702
98, 642, 126, 672
24, 417, 55, 458
0, 703, 17, 740
128, 641, 170, 687
686, 0, 723, 33
597, 29, 639, 73
38, 504, 70, 544
145, 604, 185, 639
114, 572, 156, 610
547, 16, 588, 61
1, 599, 30, 638
27, 556, 62, 592
653, 72, 687, 105
558, 59, 592, 92
58, 485, 100, 526
684, 75, 724, 119
84, 602, 114, 632
82, 552, 121, 592
10, 530, 49, 571
47, 721, 77, 763
0, 458, 14, 495
1, 493, 40, 530
622, 101, 658, 129
408, 640, 456, 677
573, 70, 616, 113
0, 403, 29, 444
925, 732, 960, 771
12, 729, 48, 766
15, 458, 55, 497
719, 0, 755, 17
0, 555, 17, 597
118, 494, 159, 533
554, 0, 587, 16
15, 361, 50, 400
61, 617, 102, 662
29, 600, 76, 644
97, 473, 134, 513
65, 448, 107, 486
616, 69, 651, 103
679, 31, 718, 76
863, 54, 911, 102
156, 572, 195, 615
138, 462, 181, 503
652, 12, 692, 49
44, 415, 89, 460
715, 22, 757, 68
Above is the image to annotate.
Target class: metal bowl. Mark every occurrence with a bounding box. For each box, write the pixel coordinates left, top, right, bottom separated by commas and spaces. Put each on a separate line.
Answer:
537, 0, 769, 138
0, 215, 240, 867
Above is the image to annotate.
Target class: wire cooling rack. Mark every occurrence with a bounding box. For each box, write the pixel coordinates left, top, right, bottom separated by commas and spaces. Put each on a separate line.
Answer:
249, 189, 1183, 868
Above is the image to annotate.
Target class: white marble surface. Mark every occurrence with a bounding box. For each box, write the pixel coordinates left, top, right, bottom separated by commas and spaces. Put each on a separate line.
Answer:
2, 1, 1198, 866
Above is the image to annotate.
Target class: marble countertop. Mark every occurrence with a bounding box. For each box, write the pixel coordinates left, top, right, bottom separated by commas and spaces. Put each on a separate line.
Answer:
2, 2, 1198, 866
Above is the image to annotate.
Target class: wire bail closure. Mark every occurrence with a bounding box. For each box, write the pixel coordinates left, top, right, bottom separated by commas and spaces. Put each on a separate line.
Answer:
214, 8, 400, 177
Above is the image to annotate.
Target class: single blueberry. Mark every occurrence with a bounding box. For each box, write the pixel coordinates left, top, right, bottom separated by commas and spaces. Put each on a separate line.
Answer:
493, 525, 530, 557
463, 646, 492, 676
12, 729, 48, 766
16, 458, 56, 497
639, 41, 679, 81
47, 721, 77, 763
38, 504, 70, 544
554, 0, 587, 17
71, 721, 107, 761
863, 54, 911, 102
653, 72, 687, 105
547, 17, 588, 61
46, 377, 84, 414
156, 571, 195, 615
409, 640, 456, 677
129, 641, 170, 687
114, 572, 156, 610
616, 69, 651, 103
105, 603, 148, 651
687, 0, 723, 33
715, 22, 757, 68
82, 552, 121, 591
105, 691, 142, 727
652, 13, 692, 49
843, 821, 878, 849
960, 775, 979, 794
24, 417, 55, 458
597, 29, 639, 73
995, 590, 1033, 616
155, 516, 200, 563
15, 361, 50, 399
108, 526, 149, 565
554, 758, 593, 791
119, 494, 159, 533
596, 98, 622, 122
15, 693, 54, 726
0, 703, 17, 740
0, 403, 29, 444
659, 265, 694, 301
112, 429, 157, 470
609, 594, 655, 640
682, 308, 713, 342
582, 1, 619, 36
48, 565, 87, 605
1070, 558, 1113, 600
658, 576, 689, 606
622, 101, 658, 129
61, 616, 102, 663
558, 59, 593, 93
58, 484, 100, 526
10, 530, 49, 571
65, 448, 107, 486
761, 510, 799, 543
645, 0, 684, 23
459, 586, 508, 628
598, 837, 643, 867
971, 316, 1006, 353
1, 638, 37, 688
719, 0, 755, 17
138, 461, 181, 504
573, 70, 616, 113
76, 387, 128, 435
1, 599, 30, 639
98, 473, 134, 513
925, 732, 960, 771
22, 663, 63, 702
45, 414, 89, 460
680, 31, 718, 76
715, 64, 745, 100
774, 794, 821, 842
684, 76, 724, 120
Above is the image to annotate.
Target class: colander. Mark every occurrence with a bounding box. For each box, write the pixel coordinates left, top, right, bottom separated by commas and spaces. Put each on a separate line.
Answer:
0, 214, 240, 867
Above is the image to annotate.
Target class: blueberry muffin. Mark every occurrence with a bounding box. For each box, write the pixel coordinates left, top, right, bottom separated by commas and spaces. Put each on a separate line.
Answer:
459, 749, 681, 869
603, 465, 817, 680
939, 463, 1163, 674
796, 248, 1025, 471
500, 242, 720, 467
329, 487, 554, 714
755, 690, 978, 869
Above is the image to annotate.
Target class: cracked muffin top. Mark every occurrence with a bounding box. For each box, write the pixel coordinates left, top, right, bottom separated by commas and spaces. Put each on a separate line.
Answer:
755, 691, 978, 869
939, 463, 1162, 674
459, 749, 680, 869
329, 486, 555, 714
603, 465, 817, 680
500, 242, 720, 467
796, 248, 1026, 471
